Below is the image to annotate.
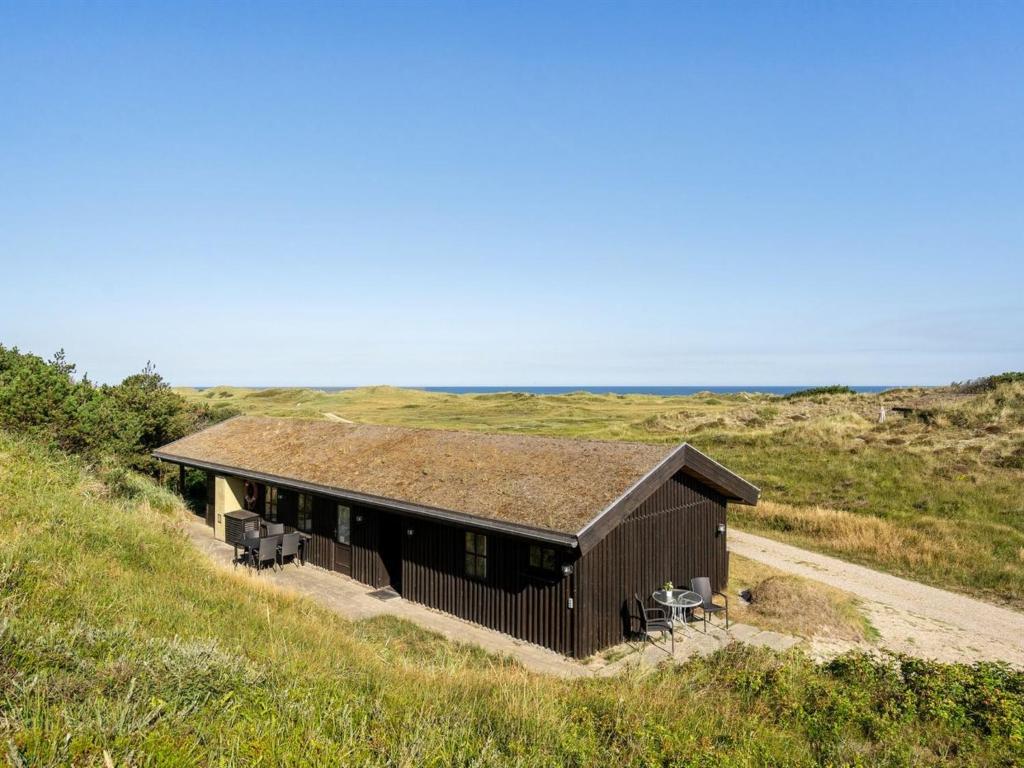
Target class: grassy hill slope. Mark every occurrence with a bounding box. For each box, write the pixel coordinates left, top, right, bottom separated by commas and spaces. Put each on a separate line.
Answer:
2, 434, 1023, 765
177, 383, 1024, 606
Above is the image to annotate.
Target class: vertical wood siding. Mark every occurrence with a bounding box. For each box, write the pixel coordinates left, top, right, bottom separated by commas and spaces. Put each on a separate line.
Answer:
192, 468, 727, 659
299, 497, 333, 570
400, 520, 574, 655
276, 489, 298, 529
574, 472, 728, 657
352, 508, 385, 587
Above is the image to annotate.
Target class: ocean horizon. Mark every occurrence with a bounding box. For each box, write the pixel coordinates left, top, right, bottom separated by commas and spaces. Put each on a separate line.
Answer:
193, 385, 907, 396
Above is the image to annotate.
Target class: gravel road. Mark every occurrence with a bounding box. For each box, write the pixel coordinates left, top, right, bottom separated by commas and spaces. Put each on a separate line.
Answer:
729, 529, 1024, 666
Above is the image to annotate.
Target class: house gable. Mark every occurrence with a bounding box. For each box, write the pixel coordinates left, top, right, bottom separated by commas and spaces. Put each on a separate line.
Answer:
574, 444, 758, 555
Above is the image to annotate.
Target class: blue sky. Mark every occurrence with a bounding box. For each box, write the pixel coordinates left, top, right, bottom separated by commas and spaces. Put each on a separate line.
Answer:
1, 2, 1021, 386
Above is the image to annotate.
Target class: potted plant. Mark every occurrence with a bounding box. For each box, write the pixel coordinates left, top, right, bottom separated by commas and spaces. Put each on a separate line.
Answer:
662, 580, 674, 593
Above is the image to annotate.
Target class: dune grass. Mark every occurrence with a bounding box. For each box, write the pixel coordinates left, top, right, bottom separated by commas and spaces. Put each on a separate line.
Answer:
176, 382, 1024, 606
727, 555, 876, 642
2, 434, 1023, 765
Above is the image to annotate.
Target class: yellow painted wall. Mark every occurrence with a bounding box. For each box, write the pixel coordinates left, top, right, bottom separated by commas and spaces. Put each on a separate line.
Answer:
214, 475, 245, 541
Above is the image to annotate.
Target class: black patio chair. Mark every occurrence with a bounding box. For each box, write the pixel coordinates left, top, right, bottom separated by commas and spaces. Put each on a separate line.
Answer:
691, 576, 729, 631
264, 522, 284, 536
235, 530, 260, 569
277, 532, 301, 569
634, 593, 674, 655
254, 537, 279, 573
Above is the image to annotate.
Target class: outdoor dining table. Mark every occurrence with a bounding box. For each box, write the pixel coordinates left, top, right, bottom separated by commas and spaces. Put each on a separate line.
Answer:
652, 589, 702, 628
232, 532, 311, 567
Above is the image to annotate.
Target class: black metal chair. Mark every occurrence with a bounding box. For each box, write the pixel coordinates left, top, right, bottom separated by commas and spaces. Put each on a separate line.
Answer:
235, 530, 260, 569
277, 532, 301, 569
634, 593, 674, 655
254, 537, 279, 573
264, 522, 284, 536
691, 576, 729, 631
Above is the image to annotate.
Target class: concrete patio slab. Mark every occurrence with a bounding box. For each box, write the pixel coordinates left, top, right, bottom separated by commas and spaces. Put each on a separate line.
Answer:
183, 518, 591, 678
183, 517, 806, 678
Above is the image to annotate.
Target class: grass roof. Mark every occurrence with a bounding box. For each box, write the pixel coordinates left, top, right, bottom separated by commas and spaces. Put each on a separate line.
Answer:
156, 416, 675, 534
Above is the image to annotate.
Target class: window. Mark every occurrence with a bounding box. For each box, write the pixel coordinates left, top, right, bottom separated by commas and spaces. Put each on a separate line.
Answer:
528, 544, 558, 574
464, 531, 488, 581
335, 504, 351, 545
297, 493, 313, 532
263, 486, 278, 522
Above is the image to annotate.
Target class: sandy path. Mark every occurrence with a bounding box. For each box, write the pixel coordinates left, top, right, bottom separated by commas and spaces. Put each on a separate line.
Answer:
729, 529, 1024, 666
322, 412, 354, 423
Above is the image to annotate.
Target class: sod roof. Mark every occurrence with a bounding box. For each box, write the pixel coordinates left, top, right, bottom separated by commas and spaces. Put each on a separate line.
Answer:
155, 416, 676, 534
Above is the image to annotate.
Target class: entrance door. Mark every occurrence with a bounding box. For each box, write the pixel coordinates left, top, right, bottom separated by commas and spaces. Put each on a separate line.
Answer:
378, 513, 403, 593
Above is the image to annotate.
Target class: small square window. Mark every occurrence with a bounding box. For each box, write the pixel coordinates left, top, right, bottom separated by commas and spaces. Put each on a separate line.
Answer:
528, 545, 558, 573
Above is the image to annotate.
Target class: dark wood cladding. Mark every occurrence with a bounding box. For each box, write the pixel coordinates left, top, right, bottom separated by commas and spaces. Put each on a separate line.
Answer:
352, 510, 385, 587
333, 542, 352, 575
401, 519, 573, 655
182, 460, 738, 659
573, 472, 728, 657
302, 497, 334, 570
576, 444, 757, 554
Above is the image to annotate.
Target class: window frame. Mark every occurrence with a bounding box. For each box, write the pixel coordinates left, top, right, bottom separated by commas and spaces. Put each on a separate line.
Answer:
263, 486, 278, 522
464, 531, 488, 582
335, 504, 351, 545
527, 544, 559, 575
296, 493, 313, 532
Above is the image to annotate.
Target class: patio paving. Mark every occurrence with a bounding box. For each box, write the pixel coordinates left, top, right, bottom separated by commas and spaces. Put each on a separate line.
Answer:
183, 517, 803, 678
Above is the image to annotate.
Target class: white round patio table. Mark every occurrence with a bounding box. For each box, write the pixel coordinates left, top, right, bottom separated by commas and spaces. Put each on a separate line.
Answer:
652, 589, 702, 628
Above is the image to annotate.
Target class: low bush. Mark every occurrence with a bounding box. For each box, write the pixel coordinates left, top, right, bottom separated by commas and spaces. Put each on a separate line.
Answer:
952, 372, 1024, 394
784, 385, 857, 399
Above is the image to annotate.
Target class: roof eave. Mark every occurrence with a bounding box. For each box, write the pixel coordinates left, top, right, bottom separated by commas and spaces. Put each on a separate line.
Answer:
154, 451, 579, 549
678, 444, 760, 506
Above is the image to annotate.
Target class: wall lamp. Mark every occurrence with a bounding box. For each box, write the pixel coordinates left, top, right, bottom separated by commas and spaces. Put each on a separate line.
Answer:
406, 528, 415, 537
561, 564, 574, 576
355, 514, 364, 523
716, 523, 726, 536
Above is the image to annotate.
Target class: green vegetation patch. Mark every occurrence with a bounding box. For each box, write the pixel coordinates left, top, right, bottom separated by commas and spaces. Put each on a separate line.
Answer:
0, 345, 238, 470
783, 385, 857, 399
1, 434, 1023, 765
953, 372, 1024, 394
173, 379, 1024, 604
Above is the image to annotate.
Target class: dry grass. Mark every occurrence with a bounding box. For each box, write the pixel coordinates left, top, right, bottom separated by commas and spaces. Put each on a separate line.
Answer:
727, 554, 874, 641
731, 499, 1024, 608
746, 577, 871, 642
158, 415, 672, 533
9, 433, 1024, 765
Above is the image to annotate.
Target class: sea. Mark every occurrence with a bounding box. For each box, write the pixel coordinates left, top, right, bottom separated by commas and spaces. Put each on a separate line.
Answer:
244, 385, 902, 396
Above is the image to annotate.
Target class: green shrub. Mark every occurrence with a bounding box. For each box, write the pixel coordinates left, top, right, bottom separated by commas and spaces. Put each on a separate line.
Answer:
0, 344, 221, 471
784, 385, 857, 400
952, 372, 1024, 394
